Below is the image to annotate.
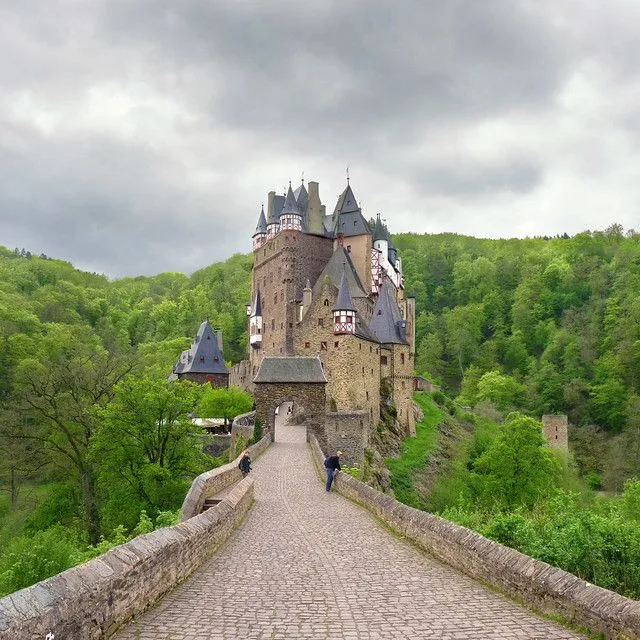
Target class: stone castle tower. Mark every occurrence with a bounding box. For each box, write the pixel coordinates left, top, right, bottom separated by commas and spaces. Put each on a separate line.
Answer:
234, 178, 416, 441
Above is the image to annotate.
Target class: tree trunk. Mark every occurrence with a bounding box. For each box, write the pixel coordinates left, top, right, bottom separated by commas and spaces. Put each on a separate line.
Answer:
81, 466, 101, 546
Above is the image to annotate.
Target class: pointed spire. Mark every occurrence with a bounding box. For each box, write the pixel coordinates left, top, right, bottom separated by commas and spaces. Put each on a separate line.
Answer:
253, 204, 267, 236
338, 183, 359, 214
334, 266, 357, 312
373, 213, 386, 242
281, 183, 300, 216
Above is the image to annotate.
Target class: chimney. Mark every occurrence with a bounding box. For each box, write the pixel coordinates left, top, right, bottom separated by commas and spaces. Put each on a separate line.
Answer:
302, 279, 312, 317
267, 191, 276, 220
216, 329, 223, 354
307, 181, 324, 235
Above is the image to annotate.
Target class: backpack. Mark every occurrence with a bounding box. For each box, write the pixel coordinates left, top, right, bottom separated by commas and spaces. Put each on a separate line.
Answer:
324, 456, 331, 468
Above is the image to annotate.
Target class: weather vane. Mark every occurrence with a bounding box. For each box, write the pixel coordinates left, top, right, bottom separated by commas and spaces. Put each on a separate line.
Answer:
346, 166, 350, 184
301, 170, 305, 184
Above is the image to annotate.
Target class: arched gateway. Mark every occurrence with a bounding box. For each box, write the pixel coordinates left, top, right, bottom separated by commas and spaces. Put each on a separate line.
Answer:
253, 356, 327, 448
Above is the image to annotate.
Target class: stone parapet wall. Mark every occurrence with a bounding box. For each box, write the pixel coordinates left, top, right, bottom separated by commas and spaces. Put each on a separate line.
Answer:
181, 430, 269, 520
0, 479, 255, 640
229, 360, 253, 392
309, 436, 640, 640
229, 410, 257, 461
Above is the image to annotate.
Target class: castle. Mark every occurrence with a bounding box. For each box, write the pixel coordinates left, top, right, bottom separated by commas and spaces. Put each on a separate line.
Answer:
232, 178, 416, 446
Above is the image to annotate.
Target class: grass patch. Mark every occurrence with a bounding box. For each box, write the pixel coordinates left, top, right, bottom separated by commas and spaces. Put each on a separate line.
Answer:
385, 393, 443, 509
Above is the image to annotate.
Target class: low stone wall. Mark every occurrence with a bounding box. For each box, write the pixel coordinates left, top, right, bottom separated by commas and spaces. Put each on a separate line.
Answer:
182, 431, 269, 520
229, 410, 256, 460
309, 436, 640, 640
0, 478, 254, 640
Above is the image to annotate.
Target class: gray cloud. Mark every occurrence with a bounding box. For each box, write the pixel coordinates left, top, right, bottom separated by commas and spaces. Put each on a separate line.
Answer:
0, 0, 639, 276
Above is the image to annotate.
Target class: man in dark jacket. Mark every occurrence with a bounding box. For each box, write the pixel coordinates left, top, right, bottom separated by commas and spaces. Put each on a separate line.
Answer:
324, 451, 342, 492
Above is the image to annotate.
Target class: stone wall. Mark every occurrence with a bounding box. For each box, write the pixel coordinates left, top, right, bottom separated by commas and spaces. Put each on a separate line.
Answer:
0, 479, 254, 640
229, 410, 257, 461
542, 414, 569, 451
309, 436, 640, 640
181, 431, 269, 520
229, 359, 252, 392
253, 381, 327, 448
294, 277, 380, 425
324, 411, 368, 467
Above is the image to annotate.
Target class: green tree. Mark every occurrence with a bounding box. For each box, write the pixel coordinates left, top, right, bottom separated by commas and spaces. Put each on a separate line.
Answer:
476, 371, 527, 412
92, 375, 208, 528
198, 386, 253, 426
473, 413, 560, 509
0, 324, 134, 544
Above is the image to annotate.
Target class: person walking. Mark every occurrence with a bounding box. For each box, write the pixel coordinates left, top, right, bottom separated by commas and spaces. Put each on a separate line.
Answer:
324, 451, 342, 492
238, 450, 252, 477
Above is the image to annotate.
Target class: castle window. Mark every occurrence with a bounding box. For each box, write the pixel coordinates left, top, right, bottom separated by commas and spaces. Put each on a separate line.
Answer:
401, 353, 405, 364
281, 323, 284, 330
381, 356, 388, 365
281, 291, 284, 301
362, 367, 365, 374
274, 294, 277, 304
369, 345, 372, 353
334, 341, 339, 348
318, 318, 324, 327
324, 299, 329, 306
271, 319, 275, 330
207, 335, 210, 340
366, 391, 369, 400
320, 341, 327, 350
289, 322, 293, 328
305, 342, 310, 348
200, 356, 205, 363
401, 381, 405, 388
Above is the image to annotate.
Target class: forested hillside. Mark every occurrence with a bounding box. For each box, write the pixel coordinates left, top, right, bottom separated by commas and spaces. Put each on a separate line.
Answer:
1, 225, 639, 594
0, 247, 252, 594
394, 226, 640, 489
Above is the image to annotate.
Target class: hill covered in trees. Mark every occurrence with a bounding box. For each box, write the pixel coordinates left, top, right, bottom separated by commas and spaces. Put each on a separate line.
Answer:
1, 225, 639, 593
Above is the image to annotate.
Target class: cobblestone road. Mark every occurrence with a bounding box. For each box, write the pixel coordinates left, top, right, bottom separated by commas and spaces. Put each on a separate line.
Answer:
116, 412, 584, 639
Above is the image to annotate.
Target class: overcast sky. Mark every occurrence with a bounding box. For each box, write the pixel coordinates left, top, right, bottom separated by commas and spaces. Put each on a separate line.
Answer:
1, 0, 639, 278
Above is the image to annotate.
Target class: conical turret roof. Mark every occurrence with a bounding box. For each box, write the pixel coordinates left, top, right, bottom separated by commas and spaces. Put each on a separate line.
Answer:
281, 183, 300, 216
253, 205, 267, 236
373, 213, 386, 242
334, 268, 357, 312
369, 280, 407, 345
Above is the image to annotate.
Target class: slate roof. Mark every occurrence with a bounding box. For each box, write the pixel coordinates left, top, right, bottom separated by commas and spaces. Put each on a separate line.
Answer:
333, 210, 371, 238
372, 214, 386, 242
174, 321, 229, 375
333, 184, 360, 215
293, 182, 308, 212
267, 195, 285, 226
281, 184, 301, 216
254, 356, 327, 383
253, 205, 267, 236
313, 247, 368, 300
334, 268, 357, 312
369, 279, 408, 345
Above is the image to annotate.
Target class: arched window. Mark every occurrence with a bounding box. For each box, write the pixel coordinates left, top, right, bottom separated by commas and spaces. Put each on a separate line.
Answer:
324, 299, 329, 306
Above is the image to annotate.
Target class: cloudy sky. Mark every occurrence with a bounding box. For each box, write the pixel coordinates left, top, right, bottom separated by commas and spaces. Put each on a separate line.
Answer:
1, 0, 639, 277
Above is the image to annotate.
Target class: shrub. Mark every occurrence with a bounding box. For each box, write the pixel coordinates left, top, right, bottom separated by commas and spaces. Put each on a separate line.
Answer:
0, 525, 79, 596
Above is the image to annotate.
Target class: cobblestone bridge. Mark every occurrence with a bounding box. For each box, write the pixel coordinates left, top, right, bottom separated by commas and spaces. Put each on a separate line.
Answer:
116, 415, 584, 640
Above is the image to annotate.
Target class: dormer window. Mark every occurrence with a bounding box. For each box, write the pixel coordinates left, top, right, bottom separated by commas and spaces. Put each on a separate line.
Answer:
199, 356, 205, 363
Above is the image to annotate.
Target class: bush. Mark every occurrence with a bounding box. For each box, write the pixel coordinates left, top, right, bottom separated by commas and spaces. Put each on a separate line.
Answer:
252, 417, 263, 443
0, 525, 79, 596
